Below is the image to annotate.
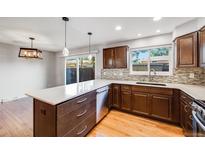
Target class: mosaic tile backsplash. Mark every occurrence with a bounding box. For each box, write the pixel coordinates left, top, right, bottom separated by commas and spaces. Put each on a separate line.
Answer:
101, 67, 205, 85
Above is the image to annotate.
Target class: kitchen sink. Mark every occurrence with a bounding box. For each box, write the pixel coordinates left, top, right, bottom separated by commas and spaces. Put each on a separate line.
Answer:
136, 82, 167, 86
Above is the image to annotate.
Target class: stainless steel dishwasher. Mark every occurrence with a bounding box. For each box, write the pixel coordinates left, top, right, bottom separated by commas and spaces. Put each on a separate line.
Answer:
96, 86, 109, 123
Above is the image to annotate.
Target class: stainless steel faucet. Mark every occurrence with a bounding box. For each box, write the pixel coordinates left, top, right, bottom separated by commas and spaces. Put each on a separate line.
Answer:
148, 68, 156, 81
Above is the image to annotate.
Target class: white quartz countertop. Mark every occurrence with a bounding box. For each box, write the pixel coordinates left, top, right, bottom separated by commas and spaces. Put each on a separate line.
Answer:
26, 79, 205, 105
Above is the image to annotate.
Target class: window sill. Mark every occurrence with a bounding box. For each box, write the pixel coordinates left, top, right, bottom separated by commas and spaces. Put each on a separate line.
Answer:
129, 72, 172, 76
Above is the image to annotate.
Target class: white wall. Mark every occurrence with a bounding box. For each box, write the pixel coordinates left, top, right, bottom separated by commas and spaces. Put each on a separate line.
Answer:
103, 33, 172, 49
173, 18, 205, 39
0, 43, 56, 101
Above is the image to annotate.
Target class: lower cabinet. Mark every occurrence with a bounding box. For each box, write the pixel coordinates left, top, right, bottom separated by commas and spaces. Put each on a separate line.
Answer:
107, 85, 113, 110
111, 84, 176, 123
112, 84, 121, 109
180, 92, 193, 137
180, 101, 186, 129
150, 94, 172, 121
34, 91, 97, 137
121, 91, 131, 111
131, 92, 149, 115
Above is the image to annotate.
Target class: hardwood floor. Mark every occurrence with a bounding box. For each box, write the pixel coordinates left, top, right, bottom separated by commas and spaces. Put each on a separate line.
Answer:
87, 110, 184, 137
0, 97, 184, 137
0, 97, 33, 137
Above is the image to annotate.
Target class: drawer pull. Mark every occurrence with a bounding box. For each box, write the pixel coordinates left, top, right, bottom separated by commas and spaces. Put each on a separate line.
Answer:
76, 109, 87, 117
77, 125, 88, 135
184, 105, 188, 112
182, 96, 186, 99
77, 98, 87, 104
189, 115, 193, 120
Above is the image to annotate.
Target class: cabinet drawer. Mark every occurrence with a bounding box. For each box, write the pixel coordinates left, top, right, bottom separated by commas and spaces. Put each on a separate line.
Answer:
149, 87, 173, 96
64, 112, 96, 137
57, 99, 96, 136
132, 86, 149, 93
57, 91, 96, 117
121, 85, 131, 92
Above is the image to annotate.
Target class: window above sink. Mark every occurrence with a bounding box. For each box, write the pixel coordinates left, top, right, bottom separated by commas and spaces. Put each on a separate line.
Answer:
129, 45, 173, 76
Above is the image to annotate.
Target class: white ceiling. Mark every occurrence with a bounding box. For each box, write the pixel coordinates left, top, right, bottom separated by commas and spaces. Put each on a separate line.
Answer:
0, 17, 194, 52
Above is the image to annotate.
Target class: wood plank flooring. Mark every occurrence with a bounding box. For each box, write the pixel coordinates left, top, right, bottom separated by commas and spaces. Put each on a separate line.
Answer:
87, 110, 184, 137
0, 97, 33, 137
0, 97, 184, 137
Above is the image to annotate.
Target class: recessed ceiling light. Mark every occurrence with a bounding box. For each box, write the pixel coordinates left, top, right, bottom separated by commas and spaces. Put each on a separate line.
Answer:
115, 26, 122, 31
137, 34, 142, 36
153, 17, 162, 21
156, 29, 160, 33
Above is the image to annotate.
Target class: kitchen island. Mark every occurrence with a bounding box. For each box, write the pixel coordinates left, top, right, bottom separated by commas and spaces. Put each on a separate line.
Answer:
27, 79, 205, 137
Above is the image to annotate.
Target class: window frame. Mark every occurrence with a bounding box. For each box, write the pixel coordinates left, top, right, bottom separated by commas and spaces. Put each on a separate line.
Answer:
64, 53, 96, 85
129, 45, 173, 76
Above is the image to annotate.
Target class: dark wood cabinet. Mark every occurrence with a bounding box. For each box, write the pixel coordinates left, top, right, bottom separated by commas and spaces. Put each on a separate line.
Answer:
103, 48, 114, 68
108, 85, 113, 109
176, 32, 198, 68
180, 100, 186, 129
112, 84, 121, 109
103, 46, 128, 69
131, 92, 149, 115
130, 86, 174, 122
199, 26, 205, 67
110, 85, 178, 123
34, 91, 97, 137
180, 92, 193, 137
114, 46, 128, 68
121, 85, 131, 111
150, 94, 172, 121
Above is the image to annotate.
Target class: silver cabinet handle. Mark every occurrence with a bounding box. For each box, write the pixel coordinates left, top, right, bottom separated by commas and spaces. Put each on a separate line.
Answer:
76, 109, 87, 117
77, 98, 87, 104
77, 125, 88, 135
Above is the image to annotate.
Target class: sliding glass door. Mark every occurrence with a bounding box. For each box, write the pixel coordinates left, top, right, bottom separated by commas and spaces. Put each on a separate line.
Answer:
66, 55, 95, 85
66, 59, 77, 84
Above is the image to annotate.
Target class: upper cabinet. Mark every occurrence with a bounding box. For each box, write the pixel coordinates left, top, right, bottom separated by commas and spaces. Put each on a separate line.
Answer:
103, 48, 115, 68
103, 46, 128, 69
199, 26, 205, 67
176, 32, 198, 68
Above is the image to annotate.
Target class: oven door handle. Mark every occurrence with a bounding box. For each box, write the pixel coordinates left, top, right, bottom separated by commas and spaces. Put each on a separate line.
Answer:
192, 111, 205, 131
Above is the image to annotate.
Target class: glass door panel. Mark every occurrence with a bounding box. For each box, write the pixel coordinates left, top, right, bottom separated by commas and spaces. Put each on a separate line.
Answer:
79, 56, 95, 82
66, 59, 77, 84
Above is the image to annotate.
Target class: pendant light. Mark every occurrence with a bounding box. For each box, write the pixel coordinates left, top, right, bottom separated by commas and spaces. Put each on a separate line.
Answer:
62, 17, 69, 57
88, 32, 93, 60
19, 37, 43, 59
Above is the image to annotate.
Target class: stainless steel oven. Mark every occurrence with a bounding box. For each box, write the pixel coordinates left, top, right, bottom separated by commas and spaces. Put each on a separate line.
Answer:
192, 100, 205, 137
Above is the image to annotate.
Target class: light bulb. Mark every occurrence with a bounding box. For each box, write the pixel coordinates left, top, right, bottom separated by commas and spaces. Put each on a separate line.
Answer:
88, 54, 92, 60
62, 47, 69, 56
24, 51, 27, 56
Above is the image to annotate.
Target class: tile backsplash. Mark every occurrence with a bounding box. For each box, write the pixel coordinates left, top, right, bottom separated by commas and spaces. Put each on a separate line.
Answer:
101, 67, 205, 85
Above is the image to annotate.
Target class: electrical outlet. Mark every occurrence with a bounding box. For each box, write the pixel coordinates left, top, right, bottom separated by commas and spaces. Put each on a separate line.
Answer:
189, 73, 195, 79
